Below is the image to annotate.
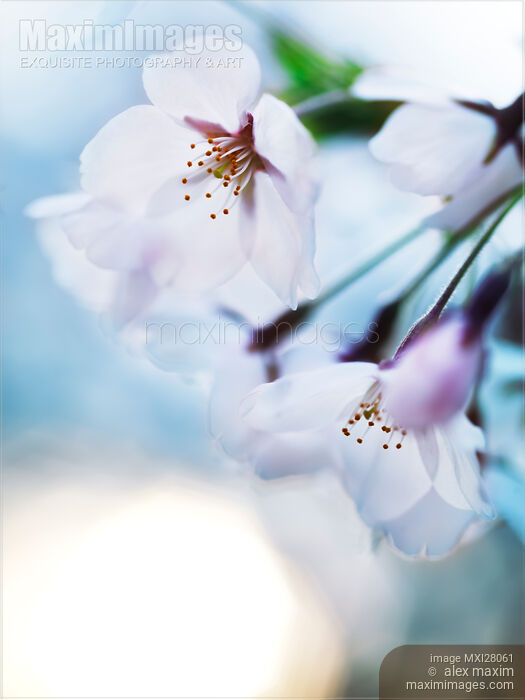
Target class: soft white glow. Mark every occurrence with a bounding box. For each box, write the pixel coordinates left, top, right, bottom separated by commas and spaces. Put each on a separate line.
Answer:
4, 469, 342, 697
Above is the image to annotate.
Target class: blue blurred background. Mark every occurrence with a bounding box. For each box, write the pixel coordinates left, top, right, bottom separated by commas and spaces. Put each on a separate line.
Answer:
2, 2, 523, 697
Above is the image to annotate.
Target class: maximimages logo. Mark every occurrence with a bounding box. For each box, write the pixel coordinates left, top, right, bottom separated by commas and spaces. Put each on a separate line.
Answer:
19, 20, 243, 52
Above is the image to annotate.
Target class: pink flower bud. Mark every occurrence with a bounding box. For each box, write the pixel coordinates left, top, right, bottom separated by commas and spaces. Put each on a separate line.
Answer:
379, 316, 483, 429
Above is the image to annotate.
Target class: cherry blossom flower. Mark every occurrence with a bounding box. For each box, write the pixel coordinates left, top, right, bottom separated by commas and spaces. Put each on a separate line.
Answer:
76, 45, 319, 308
135, 265, 284, 379
353, 68, 523, 231
241, 314, 496, 556
137, 267, 338, 478
209, 333, 342, 480
28, 192, 334, 479
25, 192, 174, 326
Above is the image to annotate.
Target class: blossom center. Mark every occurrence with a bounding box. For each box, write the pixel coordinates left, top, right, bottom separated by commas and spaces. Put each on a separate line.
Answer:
341, 381, 407, 450
181, 121, 261, 219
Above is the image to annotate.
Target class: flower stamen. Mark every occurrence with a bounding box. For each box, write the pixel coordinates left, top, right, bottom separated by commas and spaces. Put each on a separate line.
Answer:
181, 126, 261, 218
341, 383, 406, 450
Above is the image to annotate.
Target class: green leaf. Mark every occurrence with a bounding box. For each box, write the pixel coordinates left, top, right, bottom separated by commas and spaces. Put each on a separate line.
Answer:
271, 30, 362, 95
269, 30, 397, 138
296, 98, 397, 139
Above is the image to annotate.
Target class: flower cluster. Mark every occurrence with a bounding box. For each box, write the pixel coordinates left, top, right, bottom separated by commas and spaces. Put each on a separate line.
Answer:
28, 40, 524, 557
30, 45, 319, 311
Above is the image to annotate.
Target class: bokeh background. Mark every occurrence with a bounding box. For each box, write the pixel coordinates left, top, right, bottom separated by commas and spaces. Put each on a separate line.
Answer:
2, 1, 523, 697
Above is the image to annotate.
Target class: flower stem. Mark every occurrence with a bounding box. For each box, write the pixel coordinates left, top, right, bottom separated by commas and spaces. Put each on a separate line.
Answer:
425, 191, 521, 319
394, 189, 523, 357
249, 225, 424, 352
339, 235, 464, 362
397, 237, 458, 302
293, 90, 352, 118
313, 225, 424, 307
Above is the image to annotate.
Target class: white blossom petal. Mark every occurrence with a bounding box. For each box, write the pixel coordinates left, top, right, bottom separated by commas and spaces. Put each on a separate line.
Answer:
61, 199, 167, 271
415, 427, 439, 478
369, 102, 496, 196
80, 105, 192, 214
438, 415, 495, 518
35, 216, 119, 312
338, 412, 491, 554
339, 428, 432, 523
209, 348, 267, 460
332, 361, 489, 529
110, 268, 159, 327
352, 66, 452, 105
211, 348, 341, 479
252, 93, 318, 212
242, 362, 377, 433
252, 431, 337, 480
143, 47, 261, 134
240, 171, 319, 308
133, 296, 225, 375
146, 170, 214, 218
25, 192, 92, 219
28, 194, 159, 324
158, 204, 246, 292
214, 265, 285, 324
424, 144, 523, 232
384, 489, 476, 557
